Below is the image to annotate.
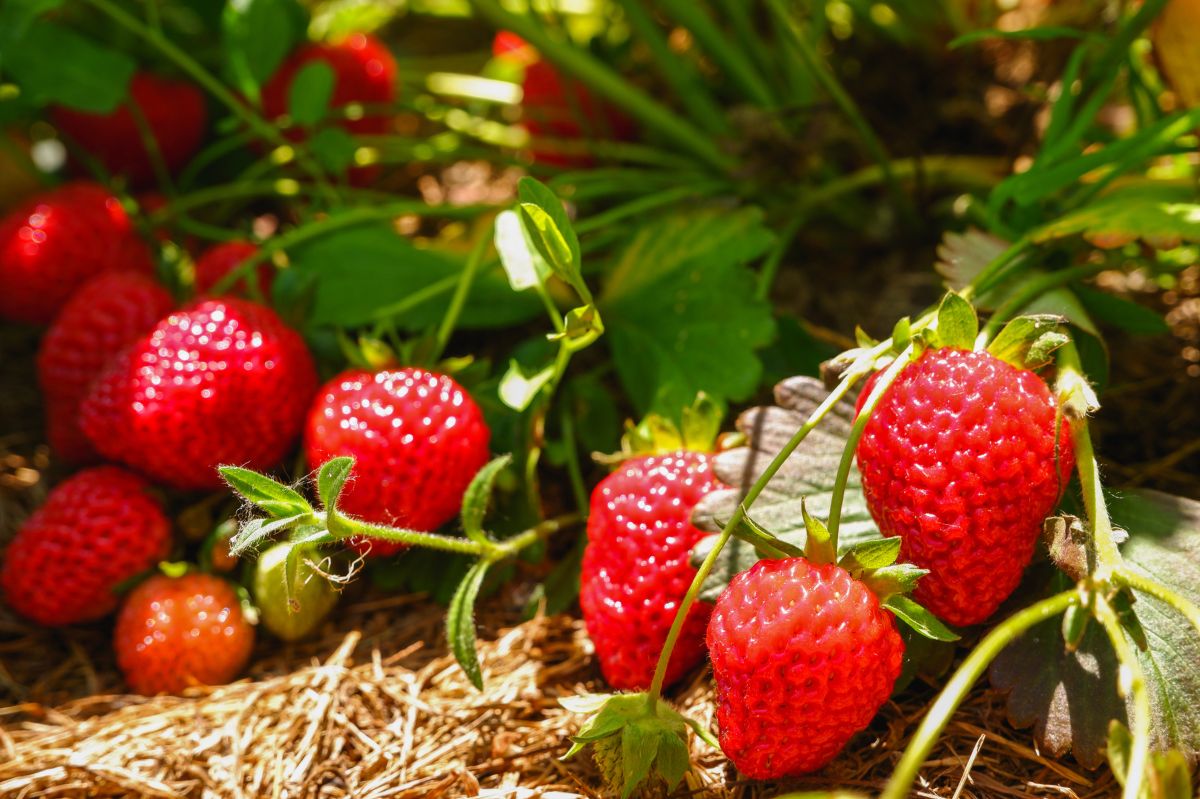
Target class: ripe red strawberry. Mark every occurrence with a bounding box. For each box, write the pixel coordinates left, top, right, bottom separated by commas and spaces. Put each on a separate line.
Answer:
114, 572, 254, 694
193, 241, 270, 297
855, 347, 1074, 626
494, 33, 635, 167
52, 72, 207, 187
262, 33, 397, 139
1, 467, 172, 626
580, 451, 723, 690
304, 367, 490, 557
80, 298, 318, 490
0, 182, 155, 324
37, 272, 175, 463
707, 557, 905, 778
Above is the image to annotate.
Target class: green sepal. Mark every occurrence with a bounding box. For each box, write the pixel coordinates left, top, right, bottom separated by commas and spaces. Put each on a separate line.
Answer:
447, 559, 490, 690
838, 537, 902, 573
735, 511, 805, 559
560, 693, 696, 798
854, 326, 879, 348
606, 393, 725, 461
1107, 720, 1194, 799
935, 291, 979, 350
460, 455, 512, 547
219, 466, 312, 519
861, 563, 927, 600
547, 304, 603, 352
1112, 588, 1150, 652
1062, 603, 1090, 652
801, 499, 836, 565
316, 456, 354, 510
891, 316, 912, 352
679, 392, 723, 453
986, 314, 1066, 369
882, 594, 959, 641
229, 513, 308, 556
498, 360, 554, 412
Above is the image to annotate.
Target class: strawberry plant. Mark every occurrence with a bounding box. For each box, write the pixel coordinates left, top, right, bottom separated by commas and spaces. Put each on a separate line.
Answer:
1, 0, 1200, 795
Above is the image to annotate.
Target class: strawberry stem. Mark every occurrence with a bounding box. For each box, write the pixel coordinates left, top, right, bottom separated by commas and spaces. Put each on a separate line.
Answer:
431, 232, 492, 364
979, 261, 1110, 342
1093, 591, 1151, 799
879, 588, 1082, 799
645, 370, 866, 705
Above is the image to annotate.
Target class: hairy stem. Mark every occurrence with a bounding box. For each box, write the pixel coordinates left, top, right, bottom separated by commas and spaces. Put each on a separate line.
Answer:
1093, 592, 1150, 799
1115, 568, 1200, 641
879, 589, 1083, 799
432, 232, 491, 363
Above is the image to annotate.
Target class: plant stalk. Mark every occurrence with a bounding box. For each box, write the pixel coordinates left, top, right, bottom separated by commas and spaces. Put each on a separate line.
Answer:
1093, 591, 1151, 799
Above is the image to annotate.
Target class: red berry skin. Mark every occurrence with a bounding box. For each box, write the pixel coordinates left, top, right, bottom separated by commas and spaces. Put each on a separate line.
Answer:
262, 34, 397, 139
707, 558, 905, 779
80, 298, 318, 490
193, 241, 270, 297
1, 467, 172, 627
52, 72, 207, 187
580, 451, 723, 690
36, 272, 175, 463
494, 34, 635, 167
855, 348, 1075, 627
304, 368, 491, 557
114, 573, 254, 695
0, 183, 155, 324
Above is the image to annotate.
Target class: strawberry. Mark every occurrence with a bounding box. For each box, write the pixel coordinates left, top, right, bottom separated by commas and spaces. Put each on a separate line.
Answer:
304, 367, 490, 557
52, 72, 207, 187
580, 451, 723, 690
262, 33, 397, 139
855, 347, 1074, 626
36, 272, 175, 463
80, 298, 318, 490
494, 33, 635, 167
1, 467, 172, 626
193, 241, 270, 297
0, 182, 155, 324
114, 572, 254, 694
706, 557, 905, 778
252, 542, 338, 641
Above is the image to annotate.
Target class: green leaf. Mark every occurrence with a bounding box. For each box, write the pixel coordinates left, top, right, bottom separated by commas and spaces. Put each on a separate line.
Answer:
601, 208, 776, 416
949, 25, 1088, 49
935, 292, 978, 350
1074, 285, 1170, 336
460, 455, 511, 546
221, 0, 301, 100
801, 499, 835, 565
986, 315, 1065, 369
316, 456, 354, 510
516, 177, 584, 296
840, 537, 902, 571
4, 21, 134, 112
863, 564, 929, 601
220, 466, 312, 518
693, 377, 880, 602
992, 490, 1200, 767
498, 360, 554, 412
288, 60, 335, 126
288, 223, 539, 329
883, 595, 959, 641
494, 209, 551, 291
309, 127, 358, 174
1108, 721, 1195, 799
229, 513, 308, 556
0, 0, 62, 52
1033, 184, 1200, 246
447, 559, 490, 690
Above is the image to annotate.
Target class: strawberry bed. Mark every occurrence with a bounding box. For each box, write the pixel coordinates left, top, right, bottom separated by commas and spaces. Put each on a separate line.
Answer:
4, 1, 1200, 797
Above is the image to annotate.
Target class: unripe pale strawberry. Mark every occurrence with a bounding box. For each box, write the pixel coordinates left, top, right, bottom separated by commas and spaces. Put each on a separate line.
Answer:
1, 467, 172, 626
855, 347, 1074, 626
707, 557, 904, 778
580, 451, 723, 690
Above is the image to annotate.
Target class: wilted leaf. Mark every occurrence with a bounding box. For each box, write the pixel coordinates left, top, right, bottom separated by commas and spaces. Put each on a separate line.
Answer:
991, 490, 1200, 767
691, 376, 880, 601
601, 208, 776, 415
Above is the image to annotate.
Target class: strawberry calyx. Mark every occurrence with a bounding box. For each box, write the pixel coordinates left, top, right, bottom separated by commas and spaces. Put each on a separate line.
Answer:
598, 393, 724, 464
560, 692, 711, 798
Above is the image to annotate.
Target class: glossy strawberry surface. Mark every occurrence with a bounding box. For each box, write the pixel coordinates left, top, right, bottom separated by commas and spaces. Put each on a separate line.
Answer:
114, 573, 254, 694
855, 347, 1074, 626
580, 451, 722, 690
707, 557, 904, 778
37, 272, 174, 463
1, 467, 172, 626
81, 298, 318, 489
0, 182, 155, 324
304, 367, 491, 557
52, 72, 207, 187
